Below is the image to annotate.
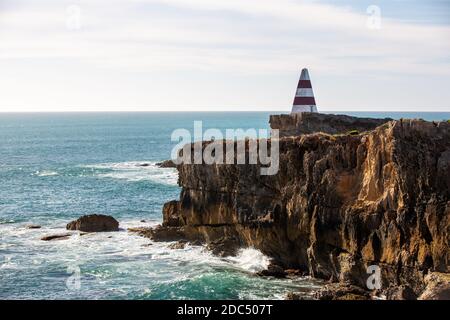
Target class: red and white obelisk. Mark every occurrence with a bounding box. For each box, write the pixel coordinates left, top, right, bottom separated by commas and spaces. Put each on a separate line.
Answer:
291, 68, 318, 113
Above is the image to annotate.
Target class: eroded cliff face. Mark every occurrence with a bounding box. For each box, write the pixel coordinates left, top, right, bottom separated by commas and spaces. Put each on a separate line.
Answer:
154, 118, 449, 297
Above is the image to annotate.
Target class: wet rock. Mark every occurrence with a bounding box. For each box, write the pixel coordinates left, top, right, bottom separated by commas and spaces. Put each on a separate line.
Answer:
315, 283, 370, 300
26, 224, 41, 229
285, 269, 307, 277
168, 241, 187, 250
206, 237, 240, 257
257, 263, 287, 278
141, 243, 153, 247
148, 225, 187, 242
190, 240, 203, 246
137, 163, 150, 167
386, 285, 417, 300
66, 214, 119, 232
127, 227, 152, 237
41, 233, 72, 241
156, 160, 177, 168
285, 292, 303, 300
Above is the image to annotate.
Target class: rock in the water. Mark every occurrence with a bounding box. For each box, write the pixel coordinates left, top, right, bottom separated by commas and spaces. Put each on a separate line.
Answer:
315, 283, 370, 300
137, 163, 150, 167
66, 214, 119, 232
141, 243, 153, 247
206, 237, 240, 257
285, 269, 307, 277
285, 292, 303, 300
168, 241, 187, 250
257, 263, 287, 278
41, 233, 72, 241
26, 224, 41, 229
127, 227, 151, 234
386, 285, 417, 300
156, 160, 177, 168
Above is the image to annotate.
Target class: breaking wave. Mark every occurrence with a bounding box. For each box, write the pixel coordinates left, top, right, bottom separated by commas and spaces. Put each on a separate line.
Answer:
224, 248, 271, 273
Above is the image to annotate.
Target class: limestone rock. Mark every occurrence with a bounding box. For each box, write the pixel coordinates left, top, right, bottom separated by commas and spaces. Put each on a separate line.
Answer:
269, 112, 391, 137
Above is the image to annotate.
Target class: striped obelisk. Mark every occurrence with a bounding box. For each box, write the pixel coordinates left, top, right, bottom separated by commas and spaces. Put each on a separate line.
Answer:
291, 68, 318, 113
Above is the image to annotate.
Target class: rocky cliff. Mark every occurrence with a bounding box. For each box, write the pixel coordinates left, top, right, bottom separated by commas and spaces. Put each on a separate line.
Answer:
149, 115, 449, 299
270, 112, 392, 137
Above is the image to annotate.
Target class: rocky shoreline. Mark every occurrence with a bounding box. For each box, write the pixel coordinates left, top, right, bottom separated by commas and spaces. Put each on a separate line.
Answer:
143, 113, 450, 300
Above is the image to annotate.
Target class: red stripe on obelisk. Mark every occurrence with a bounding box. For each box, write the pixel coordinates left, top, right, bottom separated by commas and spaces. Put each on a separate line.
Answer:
293, 96, 316, 105
297, 80, 312, 88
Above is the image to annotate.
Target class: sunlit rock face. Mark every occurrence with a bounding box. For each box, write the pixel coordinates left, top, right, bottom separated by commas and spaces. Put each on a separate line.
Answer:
156, 115, 449, 298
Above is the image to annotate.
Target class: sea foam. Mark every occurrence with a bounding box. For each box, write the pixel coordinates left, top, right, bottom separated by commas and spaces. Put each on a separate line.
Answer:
83, 161, 178, 185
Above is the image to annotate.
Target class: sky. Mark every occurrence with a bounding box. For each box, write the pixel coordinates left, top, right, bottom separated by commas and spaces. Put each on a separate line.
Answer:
0, 0, 449, 112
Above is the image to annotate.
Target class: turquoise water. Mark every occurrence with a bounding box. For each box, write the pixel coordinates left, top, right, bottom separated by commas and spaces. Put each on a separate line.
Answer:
0, 111, 448, 300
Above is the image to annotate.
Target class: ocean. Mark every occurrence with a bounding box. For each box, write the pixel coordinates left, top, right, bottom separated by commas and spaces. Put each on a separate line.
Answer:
0, 111, 449, 300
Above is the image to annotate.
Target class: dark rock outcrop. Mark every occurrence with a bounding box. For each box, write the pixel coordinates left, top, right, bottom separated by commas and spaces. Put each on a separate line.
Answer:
156, 160, 177, 168
41, 233, 72, 241
315, 283, 371, 300
168, 241, 187, 250
150, 115, 449, 299
67, 214, 119, 232
257, 263, 287, 278
270, 113, 391, 137
26, 224, 41, 229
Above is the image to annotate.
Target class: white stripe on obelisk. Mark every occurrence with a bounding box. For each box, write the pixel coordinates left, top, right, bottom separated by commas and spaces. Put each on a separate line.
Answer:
296, 88, 314, 97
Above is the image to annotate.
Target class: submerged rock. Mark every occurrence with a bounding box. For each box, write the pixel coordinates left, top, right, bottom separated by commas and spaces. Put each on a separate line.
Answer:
66, 214, 119, 232
137, 163, 150, 167
41, 233, 72, 241
26, 224, 41, 229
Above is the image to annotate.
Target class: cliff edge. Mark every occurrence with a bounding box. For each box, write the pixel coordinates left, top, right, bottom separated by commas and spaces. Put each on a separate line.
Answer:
147, 114, 450, 299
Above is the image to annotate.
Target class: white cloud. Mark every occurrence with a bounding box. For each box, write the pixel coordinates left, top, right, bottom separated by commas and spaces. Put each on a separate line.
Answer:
0, 0, 449, 111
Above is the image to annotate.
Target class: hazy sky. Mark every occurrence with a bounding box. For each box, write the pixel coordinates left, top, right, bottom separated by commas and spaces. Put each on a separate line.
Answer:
0, 0, 449, 112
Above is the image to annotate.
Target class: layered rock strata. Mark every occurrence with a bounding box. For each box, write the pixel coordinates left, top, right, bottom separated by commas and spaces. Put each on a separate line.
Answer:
150, 115, 449, 298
